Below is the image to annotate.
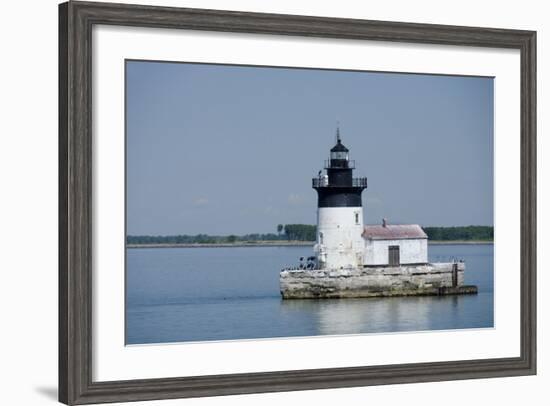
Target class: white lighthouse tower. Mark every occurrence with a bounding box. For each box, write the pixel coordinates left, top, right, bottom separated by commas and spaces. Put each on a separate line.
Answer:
313, 130, 368, 270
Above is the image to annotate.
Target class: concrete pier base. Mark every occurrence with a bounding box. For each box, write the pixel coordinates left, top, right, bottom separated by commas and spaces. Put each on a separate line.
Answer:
280, 262, 477, 299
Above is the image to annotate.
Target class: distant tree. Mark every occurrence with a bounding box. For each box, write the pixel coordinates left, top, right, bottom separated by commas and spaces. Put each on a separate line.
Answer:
277, 224, 284, 235
283, 224, 317, 241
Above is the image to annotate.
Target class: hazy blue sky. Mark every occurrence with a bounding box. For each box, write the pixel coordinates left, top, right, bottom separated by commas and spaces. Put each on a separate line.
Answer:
126, 61, 493, 236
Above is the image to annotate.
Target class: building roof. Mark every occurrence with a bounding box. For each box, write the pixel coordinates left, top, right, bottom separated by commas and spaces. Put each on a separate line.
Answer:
362, 224, 428, 240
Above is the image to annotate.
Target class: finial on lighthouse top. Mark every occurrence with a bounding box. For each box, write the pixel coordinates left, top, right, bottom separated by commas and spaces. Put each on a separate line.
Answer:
330, 124, 349, 155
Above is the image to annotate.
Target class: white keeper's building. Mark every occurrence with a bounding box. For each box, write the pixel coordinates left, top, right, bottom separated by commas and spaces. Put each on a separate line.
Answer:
362, 220, 428, 266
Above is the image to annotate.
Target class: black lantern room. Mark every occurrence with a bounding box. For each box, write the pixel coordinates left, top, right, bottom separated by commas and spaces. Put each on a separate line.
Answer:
329, 132, 350, 167
312, 129, 367, 207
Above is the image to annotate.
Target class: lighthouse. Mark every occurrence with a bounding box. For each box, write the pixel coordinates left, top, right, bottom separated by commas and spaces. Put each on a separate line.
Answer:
313, 129, 368, 270
280, 128, 476, 299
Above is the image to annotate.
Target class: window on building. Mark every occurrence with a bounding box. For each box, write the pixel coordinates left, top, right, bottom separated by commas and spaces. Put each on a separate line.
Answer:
354, 212, 359, 224
388, 245, 400, 266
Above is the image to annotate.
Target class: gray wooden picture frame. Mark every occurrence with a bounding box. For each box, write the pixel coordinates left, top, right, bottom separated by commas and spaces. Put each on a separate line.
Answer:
59, 1, 537, 404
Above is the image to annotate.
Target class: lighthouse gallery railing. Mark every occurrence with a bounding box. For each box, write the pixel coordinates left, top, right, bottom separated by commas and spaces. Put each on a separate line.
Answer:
312, 177, 368, 188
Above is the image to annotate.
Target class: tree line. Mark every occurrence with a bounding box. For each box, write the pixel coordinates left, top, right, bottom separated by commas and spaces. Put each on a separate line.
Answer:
127, 224, 493, 245
423, 226, 493, 241
126, 224, 317, 245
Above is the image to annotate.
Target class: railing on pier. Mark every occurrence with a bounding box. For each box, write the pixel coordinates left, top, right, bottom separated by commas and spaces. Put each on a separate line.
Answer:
312, 177, 368, 188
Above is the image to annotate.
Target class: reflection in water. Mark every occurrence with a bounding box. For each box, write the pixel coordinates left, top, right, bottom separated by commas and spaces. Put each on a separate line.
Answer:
278, 292, 487, 337
281, 296, 437, 335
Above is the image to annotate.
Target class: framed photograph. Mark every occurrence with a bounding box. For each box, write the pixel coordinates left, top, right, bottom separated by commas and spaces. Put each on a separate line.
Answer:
59, 1, 536, 404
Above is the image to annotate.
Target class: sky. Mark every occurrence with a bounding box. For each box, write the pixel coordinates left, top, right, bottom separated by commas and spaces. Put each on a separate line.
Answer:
126, 61, 494, 236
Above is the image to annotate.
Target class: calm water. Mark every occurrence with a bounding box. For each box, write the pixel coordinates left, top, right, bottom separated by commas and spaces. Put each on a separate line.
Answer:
126, 244, 493, 344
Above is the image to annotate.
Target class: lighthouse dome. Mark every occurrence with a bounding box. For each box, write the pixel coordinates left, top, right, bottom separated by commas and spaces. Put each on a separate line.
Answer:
330, 138, 349, 153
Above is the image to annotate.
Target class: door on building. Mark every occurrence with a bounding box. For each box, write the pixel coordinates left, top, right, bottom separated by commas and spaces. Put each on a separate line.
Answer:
388, 245, 400, 266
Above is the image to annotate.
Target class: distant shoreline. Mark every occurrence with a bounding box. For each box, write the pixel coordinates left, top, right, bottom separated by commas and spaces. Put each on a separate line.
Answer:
428, 240, 493, 245
126, 241, 313, 249
126, 240, 493, 249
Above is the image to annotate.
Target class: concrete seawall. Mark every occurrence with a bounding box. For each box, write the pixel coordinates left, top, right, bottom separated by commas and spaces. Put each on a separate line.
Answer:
280, 262, 477, 299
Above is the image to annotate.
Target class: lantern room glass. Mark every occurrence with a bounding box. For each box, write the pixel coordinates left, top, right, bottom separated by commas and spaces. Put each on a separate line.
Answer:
331, 151, 349, 160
